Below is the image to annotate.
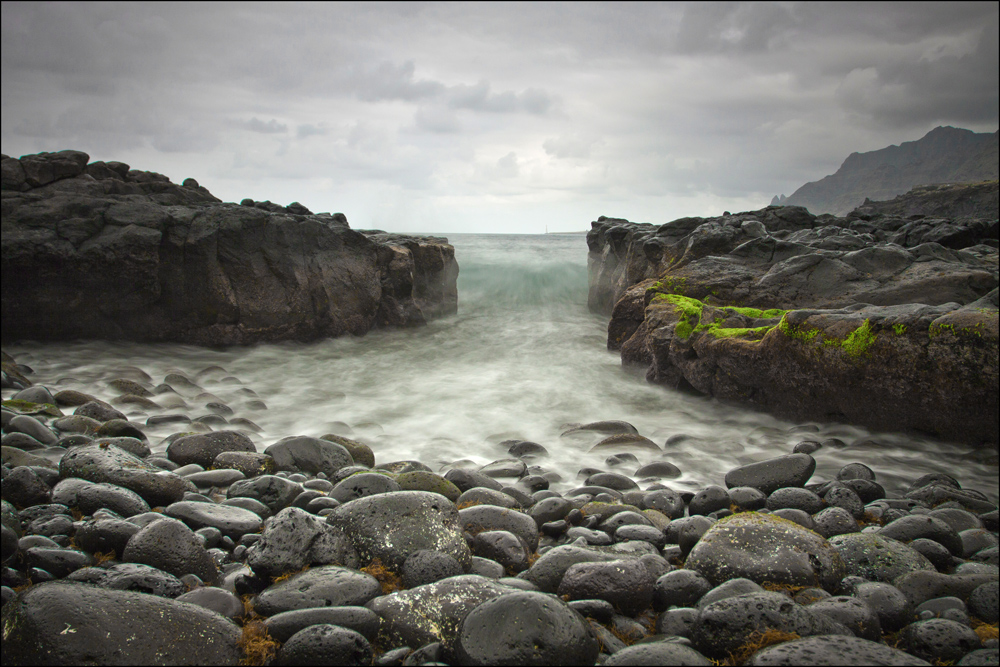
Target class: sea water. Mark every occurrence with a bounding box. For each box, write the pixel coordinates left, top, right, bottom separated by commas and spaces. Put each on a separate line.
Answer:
5, 233, 997, 502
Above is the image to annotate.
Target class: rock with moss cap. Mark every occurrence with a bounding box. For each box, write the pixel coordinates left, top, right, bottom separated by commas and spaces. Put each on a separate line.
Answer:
684, 512, 847, 593
394, 470, 462, 502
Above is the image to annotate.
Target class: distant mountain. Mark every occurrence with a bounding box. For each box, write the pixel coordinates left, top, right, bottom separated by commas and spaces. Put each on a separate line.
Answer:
773, 126, 999, 216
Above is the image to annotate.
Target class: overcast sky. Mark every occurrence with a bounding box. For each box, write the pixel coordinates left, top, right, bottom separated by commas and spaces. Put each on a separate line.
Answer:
2, 2, 997, 234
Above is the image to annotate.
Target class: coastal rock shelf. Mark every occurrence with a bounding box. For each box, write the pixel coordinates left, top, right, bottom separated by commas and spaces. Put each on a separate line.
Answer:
1, 150, 458, 345
588, 186, 999, 448
1, 355, 997, 665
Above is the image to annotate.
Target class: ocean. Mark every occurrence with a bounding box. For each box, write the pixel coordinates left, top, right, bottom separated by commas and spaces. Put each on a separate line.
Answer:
5, 233, 997, 502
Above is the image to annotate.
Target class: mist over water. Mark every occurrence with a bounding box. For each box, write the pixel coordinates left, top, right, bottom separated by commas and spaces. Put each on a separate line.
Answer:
5, 233, 997, 502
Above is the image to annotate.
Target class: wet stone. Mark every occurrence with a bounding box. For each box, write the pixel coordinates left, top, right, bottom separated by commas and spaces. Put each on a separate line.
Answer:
507, 440, 549, 459
633, 461, 682, 479
72, 516, 140, 557
76, 482, 150, 518
615, 524, 667, 549
689, 485, 731, 516
8, 414, 58, 445
175, 586, 245, 621
183, 469, 246, 488
227, 474, 303, 513
910, 538, 956, 571
960, 529, 999, 559
958, 649, 1000, 666
25, 547, 93, 578
327, 491, 471, 572
766, 487, 824, 514
247, 506, 358, 579
122, 516, 218, 584
642, 488, 686, 519
838, 462, 877, 481
478, 458, 527, 479
969, 581, 999, 623
603, 642, 713, 666
470, 555, 505, 579
829, 533, 935, 582
2, 466, 52, 507
746, 635, 931, 666
395, 471, 462, 502
880, 515, 964, 556
265, 435, 354, 478
321, 434, 376, 469
454, 590, 600, 666
443, 467, 504, 493
272, 624, 373, 666
812, 506, 860, 538
528, 495, 574, 525
401, 549, 465, 588
166, 430, 257, 468
902, 618, 982, 663
330, 472, 402, 503
845, 479, 886, 503
59, 443, 192, 507
264, 605, 381, 642
824, 485, 865, 518
92, 562, 187, 597
557, 557, 654, 616
684, 512, 846, 592
653, 569, 713, 611
253, 565, 382, 616
769, 508, 814, 530
809, 595, 882, 641
222, 496, 272, 519
724, 454, 816, 495
586, 471, 640, 491
589, 433, 661, 451
728, 486, 767, 511
0, 581, 242, 665
459, 503, 540, 552
165, 500, 263, 540
569, 598, 616, 622
853, 582, 915, 631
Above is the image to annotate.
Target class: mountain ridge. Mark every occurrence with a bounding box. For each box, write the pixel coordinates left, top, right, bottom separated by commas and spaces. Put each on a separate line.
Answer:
772, 126, 999, 215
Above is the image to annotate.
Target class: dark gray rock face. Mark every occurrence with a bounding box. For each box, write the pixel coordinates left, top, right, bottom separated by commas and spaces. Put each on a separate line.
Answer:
121, 517, 218, 584
453, 591, 600, 666
264, 435, 354, 478
263, 606, 381, 642
246, 507, 358, 579
746, 634, 932, 665
0, 581, 242, 665
326, 491, 471, 572
2, 150, 458, 344
829, 533, 936, 582
684, 512, 847, 592
164, 500, 263, 540
165, 430, 256, 468
724, 454, 816, 495
588, 200, 999, 447
557, 558, 655, 616
274, 624, 373, 666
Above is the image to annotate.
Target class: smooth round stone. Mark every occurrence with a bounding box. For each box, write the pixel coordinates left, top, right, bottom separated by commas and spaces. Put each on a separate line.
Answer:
402, 549, 465, 588
166, 431, 256, 468
263, 606, 380, 643
853, 582, 914, 631
227, 475, 303, 514
604, 642, 712, 665
684, 512, 846, 592
469, 555, 505, 579
793, 441, 822, 454
557, 558, 654, 616
253, 566, 380, 616
507, 440, 549, 459
1, 580, 241, 664
562, 421, 638, 437
76, 482, 150, 518
165, 501, 263, 540
633, 461, 682, 479
824, 486, 865, 518
653, 570, 712, 611
746, 635, 931, 665
51, 414, 102, 434
320, 434, 375, 469
7, 415, 58, 445
689, 486, 730, 516
690, 591, 850, 659
696, 578, 765, 610
929, 508, 985, 533
589, 433, 660, 451
472, 530, 530, 574
958, 649, 1000, 666
615, 524, 666, 549
585, 472, 639, 491
811, 507, 860, 538
642, 489, 685, 519
598, 510, 653, 535
212, 451, 275, 477
478, 458, 527, 479
829, 533, 935, 582
395, 471, 462, 502
969, 581, 999, 624
59, 444, 191, 507
274, 624, 372, 666
845, 479, 886, 503
221, 497, 272, 519
809, 595, 882, 641
443, 467, 504, 493
960, 529, 999, 559
328, 491, 471, 572
94, 436, 150, 458
909, 538, 955, 571
264, 435, 353, 478
2, 467, 52, 507
459, 503, 540, 552
724, 454, 816, 495
25, 547, 93, 578
329, 473, 401, 504
73, 519, 139, 557
95, 420, 147, 441
122, 517, 218, 584
894, 570, 1000, 608
374, 460, 431, 475
837, 462, 876, 482
766, 487, 824, 514
454, 591, 599, 666
528, 496, 574, 525
880, 515, 964, 556
175, 586, 245, 621
74, 401, 127, 422
728, 487, 767, 511
902, 618, 982, 663
183, 469, 247, 488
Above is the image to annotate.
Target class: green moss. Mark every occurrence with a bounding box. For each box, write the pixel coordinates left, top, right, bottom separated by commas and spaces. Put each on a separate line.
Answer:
841, 319, 877, 357
648, 276, 688, 295
929, 321, 988, 339
709, 325, 774, 339
892, 323, 907, 335
777, 314, 821, 341
652, 294, 779, 341
1, 400, 62, 417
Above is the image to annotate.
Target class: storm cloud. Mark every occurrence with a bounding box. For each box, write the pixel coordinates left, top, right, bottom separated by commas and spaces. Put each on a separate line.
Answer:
2, 2, 996, 233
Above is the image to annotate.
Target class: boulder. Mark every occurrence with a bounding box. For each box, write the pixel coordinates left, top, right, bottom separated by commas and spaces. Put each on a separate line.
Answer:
253, 566, 381, 616
59, 443, 193, 507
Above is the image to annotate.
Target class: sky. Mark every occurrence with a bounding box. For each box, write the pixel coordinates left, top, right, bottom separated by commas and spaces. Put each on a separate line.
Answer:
2, 2, 998, 234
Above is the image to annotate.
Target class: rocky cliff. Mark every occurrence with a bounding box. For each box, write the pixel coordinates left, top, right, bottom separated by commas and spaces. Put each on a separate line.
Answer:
775, 126, 998, 216
588, 187, 999, 447
1, 150, 458, 344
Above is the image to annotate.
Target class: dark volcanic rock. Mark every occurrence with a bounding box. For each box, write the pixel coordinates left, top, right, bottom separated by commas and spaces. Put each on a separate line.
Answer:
165, 430, 256, 467
2, 150, 458, 345
246, 507, 358, 578
684, 512, 847, 592
164, 500, 263, 540
253, 565, 381, 616
264, 435, 354, 478
746, 634, 931, 665
604, 642, 713, 666
59, 443, 192, 507
263, 605, 381, 642
121, 517, 218, 584
557, 558, 655, 616
829, 533, 936, 582
901, 618, 982, 663
0, 581, 241, 665
725, 454, 816, 495
459, 504, 540, 552
366, 574, 513, 649
274, 624, 373, 666
226, 474, 303, 513
326, 490, 471, 572
453, 591, 600, 666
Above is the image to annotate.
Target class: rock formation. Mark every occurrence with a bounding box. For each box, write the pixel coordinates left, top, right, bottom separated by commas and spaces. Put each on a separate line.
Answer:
774, 126, 998, 216
589, 183, 999, 447
1, 150, 457, 344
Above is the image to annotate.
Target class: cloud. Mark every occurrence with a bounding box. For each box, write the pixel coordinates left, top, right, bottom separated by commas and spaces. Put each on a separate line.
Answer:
296, 123, 328, 139
446, 81, 553, 115
352, 60, 446, 102
233, 117, 288, 134
543, 135, 600, 159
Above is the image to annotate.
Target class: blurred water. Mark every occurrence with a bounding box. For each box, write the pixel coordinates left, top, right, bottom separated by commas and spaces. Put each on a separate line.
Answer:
5, 233, 997, 502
